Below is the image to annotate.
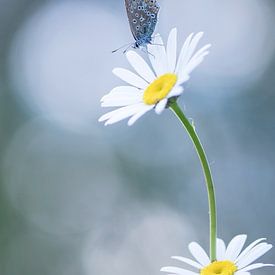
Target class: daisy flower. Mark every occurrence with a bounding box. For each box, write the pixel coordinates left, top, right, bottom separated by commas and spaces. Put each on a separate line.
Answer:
99, 28, 211, 126
161, 235, 273, 275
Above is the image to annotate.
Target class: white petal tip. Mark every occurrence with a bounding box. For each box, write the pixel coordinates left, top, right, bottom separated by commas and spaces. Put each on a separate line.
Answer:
112, 68, 119, 75
193, 32, 204, 42
170, 27, 177, 33
100, 95, 107, 102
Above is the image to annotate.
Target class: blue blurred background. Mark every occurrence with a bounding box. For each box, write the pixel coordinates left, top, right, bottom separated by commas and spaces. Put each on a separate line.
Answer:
0, 0, 275, 274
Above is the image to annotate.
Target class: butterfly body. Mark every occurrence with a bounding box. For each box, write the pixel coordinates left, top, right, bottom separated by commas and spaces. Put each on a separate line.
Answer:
125, 0, 160, 49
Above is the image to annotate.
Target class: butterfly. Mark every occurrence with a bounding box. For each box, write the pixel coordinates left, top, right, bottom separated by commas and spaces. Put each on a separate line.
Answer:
125, 0, 160, 48
113, 0, 160, 53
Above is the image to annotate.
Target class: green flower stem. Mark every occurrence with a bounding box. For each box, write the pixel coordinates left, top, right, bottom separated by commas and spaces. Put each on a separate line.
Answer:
169, 101, 217, 262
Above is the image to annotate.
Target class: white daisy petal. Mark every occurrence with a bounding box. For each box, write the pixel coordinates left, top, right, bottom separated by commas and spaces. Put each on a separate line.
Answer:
155, 98, 168, 114
167, 85, 184, 98
113, 68, 148, 89
167, 28, 177, 72
180, 50, 210, 81
217, 238, 226, 260
176, 32, 204, 76
127, 105, 153, 126
175, 33, 194, 74
237, 243, 273, 269
105, 103, 146, 125
188, 44, 211, 65
98, 103, 143, 124
102, 90, 142, 102
99, 109, 120, 122
126, 51, 156, 82
101, 96, 142, 107
183, 55, 207, 76
188, 242, 210, 266
161, 266, 198, 275
107, 86, 141, 96
240, 263, 274, 272
148, 35, 168, 76
102, 93, 140, 102
225, 235, 247, 262
101, 86, 141, 101
235, 238, 266, 263
184, 32, 204, 62
171, 256, 202, 269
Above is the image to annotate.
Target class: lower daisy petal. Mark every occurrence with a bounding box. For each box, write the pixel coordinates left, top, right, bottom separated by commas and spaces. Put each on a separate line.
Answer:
188, 242, 210, 266
236, 243, 273, 269
235, 238, 266, 263
161, 236, 273, 275
217, 238, 226, 260
240, 263, 274, 272
225, 235, 247, 262
171, 256, 202, 269
236, 238, 266, 263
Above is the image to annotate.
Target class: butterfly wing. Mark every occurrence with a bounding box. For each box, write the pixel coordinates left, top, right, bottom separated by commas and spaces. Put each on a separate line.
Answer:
125, 0, 160, 44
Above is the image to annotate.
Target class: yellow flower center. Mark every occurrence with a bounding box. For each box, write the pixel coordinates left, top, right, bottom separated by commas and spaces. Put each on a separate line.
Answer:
200, 261, 237, 275
143, 73, 177, 105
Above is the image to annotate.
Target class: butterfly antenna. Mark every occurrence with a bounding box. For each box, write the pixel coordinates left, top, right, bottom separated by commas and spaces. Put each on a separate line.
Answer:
142, 47, 155, 58
112, 42, 132, 53
123, 44, 134, 54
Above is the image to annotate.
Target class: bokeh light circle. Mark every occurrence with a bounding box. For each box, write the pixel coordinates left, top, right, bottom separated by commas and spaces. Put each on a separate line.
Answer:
9, 1, 126, 130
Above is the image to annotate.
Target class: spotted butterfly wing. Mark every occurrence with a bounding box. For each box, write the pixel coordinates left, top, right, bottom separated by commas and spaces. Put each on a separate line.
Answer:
125, 0, 160, 48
